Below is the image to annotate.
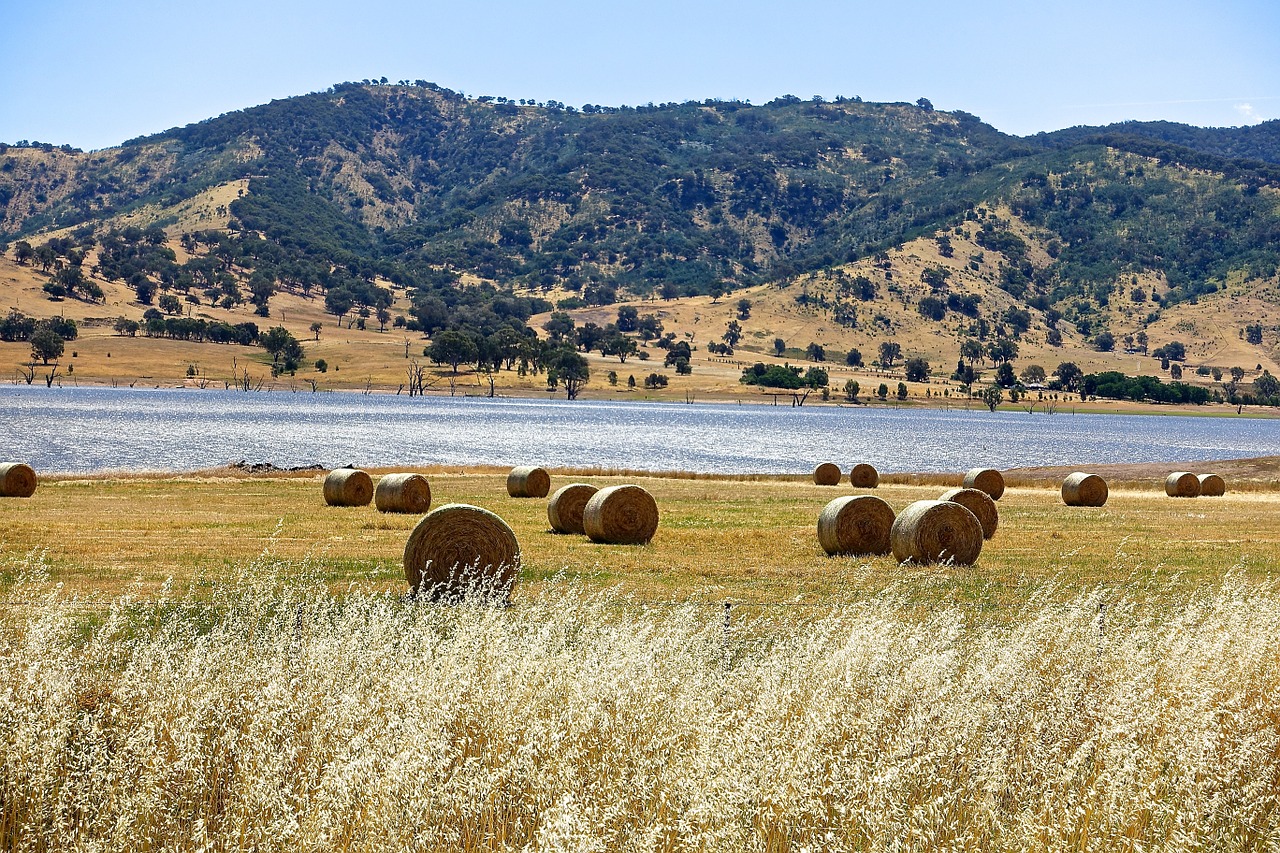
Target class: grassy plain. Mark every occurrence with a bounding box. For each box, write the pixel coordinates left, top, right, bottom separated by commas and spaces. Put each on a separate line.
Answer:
3, 466, 1278, 611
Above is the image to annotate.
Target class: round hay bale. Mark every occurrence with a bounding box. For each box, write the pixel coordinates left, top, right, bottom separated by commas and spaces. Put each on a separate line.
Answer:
938, 487, 999, 539
817, 495, 895, 556
1165, 471, 1200, 498
403, 503, 521, 602
849, 463, 879, 489
890, 500, 984, 566
1061, 472, 1109, 507
583, 485, 659, 545
507, 465, 551, 498
375, 473, 431, 514
323, 468, 373, 507
547, 482, 599, 535
0, 463, 37, 498
962, 468, 1005, 501
813, 462, 842, 486
1197, 473, 1225, 497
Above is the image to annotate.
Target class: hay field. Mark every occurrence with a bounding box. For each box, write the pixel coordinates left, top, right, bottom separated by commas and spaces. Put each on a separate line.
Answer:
1, 470, 1279, 850
3, 468, 1279, 604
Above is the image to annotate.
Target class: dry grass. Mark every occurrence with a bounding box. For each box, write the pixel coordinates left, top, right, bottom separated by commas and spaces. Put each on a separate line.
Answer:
0, 562, 1277, 850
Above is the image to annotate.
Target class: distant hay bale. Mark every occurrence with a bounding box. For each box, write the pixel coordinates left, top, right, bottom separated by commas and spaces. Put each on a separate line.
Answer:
403, 503, 521, 602
813, 463, 842, 486
849, 463, 879, 489
323, 468, 373, 507
1061, 472, 1109, 507
375, 473, 431, 514
1165, 471, 1201, 498
583, 485, 659, 545
938, 487, 999, 539
547, 483, 599, 534
1197, 473, 1225, 497
817, 495, 895, 556
962, 468, 1005, 501
0, 463, 37, 498
507, 466, 551, 498
890, 499, 984, 565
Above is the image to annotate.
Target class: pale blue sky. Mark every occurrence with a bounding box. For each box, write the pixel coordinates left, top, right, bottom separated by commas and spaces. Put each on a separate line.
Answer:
2, 0, 1277, 151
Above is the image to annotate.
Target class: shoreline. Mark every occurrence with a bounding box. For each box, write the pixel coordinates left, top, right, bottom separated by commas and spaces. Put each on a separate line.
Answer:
8, 375, 1280, 420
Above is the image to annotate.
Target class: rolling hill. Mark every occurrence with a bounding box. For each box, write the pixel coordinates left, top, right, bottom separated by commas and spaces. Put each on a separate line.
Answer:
2, 82, 1279, 406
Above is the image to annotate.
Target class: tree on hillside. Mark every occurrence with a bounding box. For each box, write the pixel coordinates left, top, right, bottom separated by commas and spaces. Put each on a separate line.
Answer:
29, 329, 64, 365
904, 357, 930, 382
724, 320, 742, 347
426, 330, 479, 374
548, 347, 590, 400
737, 299, 752, 320
1056, 362, 1083, 392
878, 341, 901, 367
774, 338, 786, 357
310, 322, 323, 340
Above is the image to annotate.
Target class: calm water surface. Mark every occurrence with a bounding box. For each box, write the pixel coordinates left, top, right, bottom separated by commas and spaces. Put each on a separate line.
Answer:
3, 386, 1277, 474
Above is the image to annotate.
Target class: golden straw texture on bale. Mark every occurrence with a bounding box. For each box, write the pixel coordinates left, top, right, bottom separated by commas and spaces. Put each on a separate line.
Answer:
547, 483, 599, 535
583, 485, 660, 545
817, 495, 895, 556
890, 500, 984, 565
938, 487, 999, 540
1062, 472, 1109, 507
403, 503, 521, 601
813, 463, 842, 486
962, 468, 1005, 501
849, 463, 879, 488
1197, 473, 1226, 497
374, 473, 431, 514
323, 468, 373, 507
0, 463, 37, 498
507, 466, 551, 498
1165, 472, 1201, 498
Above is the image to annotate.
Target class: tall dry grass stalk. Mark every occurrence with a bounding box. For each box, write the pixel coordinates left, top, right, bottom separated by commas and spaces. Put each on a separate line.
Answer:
0, 552, 1277, 851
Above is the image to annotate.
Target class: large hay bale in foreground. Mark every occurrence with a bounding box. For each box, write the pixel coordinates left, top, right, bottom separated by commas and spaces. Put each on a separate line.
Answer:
1165, 471, 1200, 498
890, 500, 984, 565
849, 463, 879, 489
938, 487, 999, 540
323, 468, 373, 507
403, 503, 521, 601
0, 463, 37, 498
1061, 472, 1109, 507
375, 473, 432, 514
962, 468, 1005, 501
817, 495, 895, 556
583, 485, 659, 545
813, 463, 842, 486
1197, 473, 1226, 497
507, 465, 551, 498
547, 483, 599, 534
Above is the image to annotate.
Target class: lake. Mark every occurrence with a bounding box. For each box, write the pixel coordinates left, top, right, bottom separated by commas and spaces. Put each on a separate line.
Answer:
3, 385, 1277, 475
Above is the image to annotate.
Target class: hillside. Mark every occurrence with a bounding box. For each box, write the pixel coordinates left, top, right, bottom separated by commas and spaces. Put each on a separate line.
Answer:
2, 82, 1279, 407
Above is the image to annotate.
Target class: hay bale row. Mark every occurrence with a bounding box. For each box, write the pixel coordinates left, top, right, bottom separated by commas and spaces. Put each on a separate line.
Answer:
813, 462, 842, 486
938, 487, 998, 539
817, 495, 895, 556
547, 483, 598, 535
375, 473, 431, 514
849, 463, 879, 489
1198, 473, 1225, 497
508, 466, 550, 498
891, 500, 984, 566
0, 463, 37, 498
584, 485, 659, 545
403, 504, 520, 602
814, 462, 879, 487
323, 468, 374, 507
962, 468, 1005, 501
1061, 472, 1108, 507
1165, 471, 1200, 498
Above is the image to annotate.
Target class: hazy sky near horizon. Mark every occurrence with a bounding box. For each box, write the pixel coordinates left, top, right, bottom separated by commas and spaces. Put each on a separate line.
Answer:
2, 0, 1277, 151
